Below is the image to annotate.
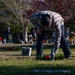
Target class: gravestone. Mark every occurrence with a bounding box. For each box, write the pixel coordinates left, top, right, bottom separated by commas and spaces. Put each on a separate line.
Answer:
22, 47, 32, 56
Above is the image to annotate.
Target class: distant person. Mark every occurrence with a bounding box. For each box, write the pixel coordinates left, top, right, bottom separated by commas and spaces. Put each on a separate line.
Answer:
0, 36, 2, 44
30, 10, 71, 60
30, 28, 37, 43
65, 27, 70, 45
3, 38, 6, 43
8, 35, 12, 43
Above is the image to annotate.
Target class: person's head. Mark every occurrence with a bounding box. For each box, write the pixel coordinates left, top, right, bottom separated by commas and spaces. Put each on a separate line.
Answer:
41, 14, 51, 30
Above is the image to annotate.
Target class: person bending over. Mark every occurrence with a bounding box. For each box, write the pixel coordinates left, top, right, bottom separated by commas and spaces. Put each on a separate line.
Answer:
30, 10, 71, 60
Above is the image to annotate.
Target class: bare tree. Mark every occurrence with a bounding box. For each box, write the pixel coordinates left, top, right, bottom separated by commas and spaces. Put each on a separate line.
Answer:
1, 0, 32, 43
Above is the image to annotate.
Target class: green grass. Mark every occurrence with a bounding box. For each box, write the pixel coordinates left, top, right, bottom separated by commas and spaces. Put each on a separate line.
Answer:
0, 48, 75, 75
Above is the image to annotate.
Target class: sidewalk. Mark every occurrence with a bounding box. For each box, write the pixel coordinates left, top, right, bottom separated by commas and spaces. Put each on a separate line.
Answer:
0, 43, 75, 48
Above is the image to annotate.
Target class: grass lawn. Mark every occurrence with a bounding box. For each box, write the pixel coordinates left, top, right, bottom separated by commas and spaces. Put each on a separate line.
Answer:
0, 47, 75, 75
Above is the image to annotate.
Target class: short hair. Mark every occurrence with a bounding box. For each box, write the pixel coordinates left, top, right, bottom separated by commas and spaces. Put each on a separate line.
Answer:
41, 14, 50, 26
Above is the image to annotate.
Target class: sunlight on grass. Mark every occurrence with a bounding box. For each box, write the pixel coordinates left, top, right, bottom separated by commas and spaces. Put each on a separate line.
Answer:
0, 48, 75, 75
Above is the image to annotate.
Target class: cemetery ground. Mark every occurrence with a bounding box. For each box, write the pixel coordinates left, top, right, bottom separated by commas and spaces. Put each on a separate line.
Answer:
0, 44, 75, 75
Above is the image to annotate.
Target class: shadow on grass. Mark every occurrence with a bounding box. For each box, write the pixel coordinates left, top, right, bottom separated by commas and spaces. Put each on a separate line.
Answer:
0, 65, 75, 75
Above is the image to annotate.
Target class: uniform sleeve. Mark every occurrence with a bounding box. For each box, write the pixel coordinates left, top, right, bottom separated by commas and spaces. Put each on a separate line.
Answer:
53, 22, 61, 53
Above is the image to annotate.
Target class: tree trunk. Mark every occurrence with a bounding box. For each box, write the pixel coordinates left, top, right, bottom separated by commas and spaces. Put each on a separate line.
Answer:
22, 25, 28, 43
24, 27, 28, 43
21, 19, 29, 43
